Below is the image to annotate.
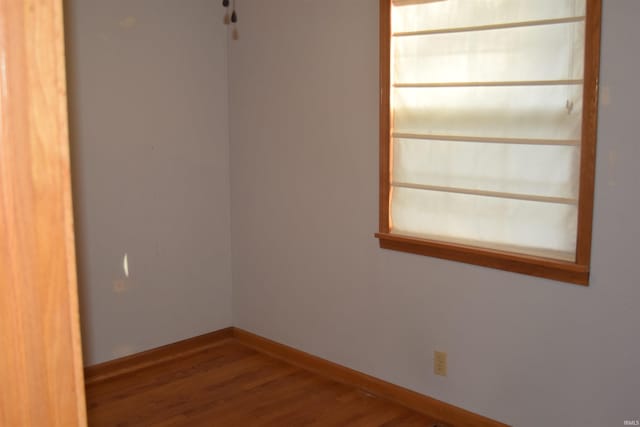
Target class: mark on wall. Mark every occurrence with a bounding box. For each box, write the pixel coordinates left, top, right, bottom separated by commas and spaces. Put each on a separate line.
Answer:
113, 279, 127, 293
123, 253, 129, 277
113, 253, 131, 293
119, 16, 137, 29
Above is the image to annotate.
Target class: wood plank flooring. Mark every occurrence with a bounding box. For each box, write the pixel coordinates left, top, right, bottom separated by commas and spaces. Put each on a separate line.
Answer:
86, 339, 449, 427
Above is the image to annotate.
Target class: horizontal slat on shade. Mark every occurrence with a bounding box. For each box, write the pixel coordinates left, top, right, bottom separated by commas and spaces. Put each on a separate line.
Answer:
393, 16, 585, 37
392, 0, 446, 6
393, 85, 583, 140
393, 21, 584, 84
390, 187, 578, 260
386, 230, 576, 263
392, 182, 577, 205
392, 0, 586, 35
392, 138, 578, 200
394, 79, 583, 88
392, 133, 579, 146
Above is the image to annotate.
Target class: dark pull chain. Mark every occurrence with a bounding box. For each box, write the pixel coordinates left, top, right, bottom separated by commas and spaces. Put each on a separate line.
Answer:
222, 0, 239, 40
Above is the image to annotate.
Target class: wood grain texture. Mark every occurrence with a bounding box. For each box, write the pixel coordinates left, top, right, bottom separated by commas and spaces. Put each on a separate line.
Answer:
379, 0, 391, 234
234, 328, 509, 427
376, 232, 589, 285
85, 328, 234, 386
0, 1, 87, 426
86, 337, 449, 427
85, 328, 509, 426
575, 0, 602, 267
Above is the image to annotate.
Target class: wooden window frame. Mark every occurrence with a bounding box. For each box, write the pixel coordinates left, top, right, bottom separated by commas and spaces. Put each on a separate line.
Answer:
375, 0, 603, 285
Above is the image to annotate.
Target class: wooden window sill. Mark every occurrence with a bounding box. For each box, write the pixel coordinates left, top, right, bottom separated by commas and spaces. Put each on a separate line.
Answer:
375, 232, 589, 285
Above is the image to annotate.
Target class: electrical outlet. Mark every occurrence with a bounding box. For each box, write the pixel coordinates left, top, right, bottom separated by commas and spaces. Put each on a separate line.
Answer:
434, 351, 447, 376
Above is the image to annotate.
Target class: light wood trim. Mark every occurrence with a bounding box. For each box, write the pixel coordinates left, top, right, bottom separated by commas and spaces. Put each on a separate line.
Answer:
377, 232, 589, 284
393, 0, 446, 5
575, 0, 602, 267
392, 181, 577, 205
378, 0, 601, 286
394, 16, 586, 38
393, 16, 585, 37
393, 132, 580, 146
233, 328, 510, 427
379, 0, 392, 234
394, 79, 583, 88
0, 1, 87, 425
84, 328, 235, 385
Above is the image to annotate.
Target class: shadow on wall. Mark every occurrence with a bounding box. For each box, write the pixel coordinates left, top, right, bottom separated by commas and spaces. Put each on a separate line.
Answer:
62, 0, 93, 364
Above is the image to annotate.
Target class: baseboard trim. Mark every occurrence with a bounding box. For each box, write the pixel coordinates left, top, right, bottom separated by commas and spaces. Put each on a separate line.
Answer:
233, 327, 509, 427
84, 326, 508, 426
84, 327, 234, 386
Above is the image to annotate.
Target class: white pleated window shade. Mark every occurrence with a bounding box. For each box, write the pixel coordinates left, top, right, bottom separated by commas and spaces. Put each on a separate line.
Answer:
389, 0, 587, 261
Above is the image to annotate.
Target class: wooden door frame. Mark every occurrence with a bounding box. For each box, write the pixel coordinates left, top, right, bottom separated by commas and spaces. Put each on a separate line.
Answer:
0, 1, 87, 425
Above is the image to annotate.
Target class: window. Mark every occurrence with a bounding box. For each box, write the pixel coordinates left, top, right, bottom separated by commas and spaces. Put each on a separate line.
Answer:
376, 0, 602, 285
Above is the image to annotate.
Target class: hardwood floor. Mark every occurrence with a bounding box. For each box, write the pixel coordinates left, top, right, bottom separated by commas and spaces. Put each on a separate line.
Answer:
86, 339, 449, 426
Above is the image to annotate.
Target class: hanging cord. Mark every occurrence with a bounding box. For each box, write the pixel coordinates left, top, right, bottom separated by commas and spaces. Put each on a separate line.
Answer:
222, 0, 239, 39
231, 0, 239, 40
223, 0, 230, 25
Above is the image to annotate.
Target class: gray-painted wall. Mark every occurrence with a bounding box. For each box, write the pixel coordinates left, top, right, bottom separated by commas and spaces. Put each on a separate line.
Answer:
65, 0, 639, 424
229, 1, 640, 426
66, 0, 233, 365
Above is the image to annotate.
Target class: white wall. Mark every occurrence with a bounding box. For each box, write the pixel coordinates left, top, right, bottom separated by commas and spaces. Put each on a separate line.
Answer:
229, 1, 640, 426
66, 0, 233, 365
